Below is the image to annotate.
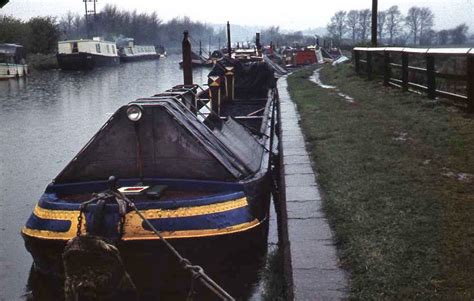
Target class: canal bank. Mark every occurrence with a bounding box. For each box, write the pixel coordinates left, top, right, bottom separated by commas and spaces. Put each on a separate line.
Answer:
278, 75, 349, 300
286, 64, 474, 299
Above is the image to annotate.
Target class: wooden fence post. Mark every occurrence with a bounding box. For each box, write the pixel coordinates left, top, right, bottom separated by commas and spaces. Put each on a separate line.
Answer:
384, 51, 390, 86
402, 52, 409, 92
367, 51, 373, 80
426, 54, 436, 99
467, 53, 474, 113
354, 50, 360, 74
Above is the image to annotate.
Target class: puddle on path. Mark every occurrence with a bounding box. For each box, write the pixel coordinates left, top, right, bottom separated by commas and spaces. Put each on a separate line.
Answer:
309, 68, 355, 103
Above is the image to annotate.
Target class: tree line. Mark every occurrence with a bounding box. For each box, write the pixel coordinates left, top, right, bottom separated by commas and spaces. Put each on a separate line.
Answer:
0, 5, 227, 54
327, 6, 471, 46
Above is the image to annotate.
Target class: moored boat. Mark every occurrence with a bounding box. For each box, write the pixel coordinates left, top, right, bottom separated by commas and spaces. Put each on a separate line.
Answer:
57, 38, 120, 70
0, 43, 28, 79
117, 38, 160, 62
22, 31, 279, 298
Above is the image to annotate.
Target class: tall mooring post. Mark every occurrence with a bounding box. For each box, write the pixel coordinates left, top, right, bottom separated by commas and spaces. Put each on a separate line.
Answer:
182, 31, 193, 86
227, 21, 232, 58
371, 0, 378, 46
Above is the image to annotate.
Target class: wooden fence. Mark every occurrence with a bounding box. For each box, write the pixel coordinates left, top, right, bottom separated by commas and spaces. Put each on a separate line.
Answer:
353, 47, 474, 112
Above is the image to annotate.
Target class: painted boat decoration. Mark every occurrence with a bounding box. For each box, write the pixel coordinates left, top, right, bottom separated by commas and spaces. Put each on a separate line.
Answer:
0, 43, 28, 79
117, 38, 160, 62
22, 50, 279, 297
57, 38, 120, 70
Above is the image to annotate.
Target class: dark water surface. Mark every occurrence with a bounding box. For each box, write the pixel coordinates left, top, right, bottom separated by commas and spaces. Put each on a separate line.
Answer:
0, 55, 277, 300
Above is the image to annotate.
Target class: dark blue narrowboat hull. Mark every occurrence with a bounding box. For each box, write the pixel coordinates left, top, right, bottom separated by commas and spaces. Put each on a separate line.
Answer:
57, 52, 120, 70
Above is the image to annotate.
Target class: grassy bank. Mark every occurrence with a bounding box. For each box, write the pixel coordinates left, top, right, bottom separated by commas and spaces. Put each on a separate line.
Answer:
287, 64, 474, 299
28, 53, 58, 70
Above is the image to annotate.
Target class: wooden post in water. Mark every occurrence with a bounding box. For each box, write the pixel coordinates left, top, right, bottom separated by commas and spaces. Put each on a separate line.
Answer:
383, 51, 390, 86
402, 52, 409, 92
467, 53, 474, 113
182, 31, 193, 86
371, 0, 378, 46
227, 21, 232, 58
426, 54, 436, 99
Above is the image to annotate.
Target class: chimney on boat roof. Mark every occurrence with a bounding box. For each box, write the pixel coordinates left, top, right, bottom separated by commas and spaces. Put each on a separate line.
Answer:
227, 21, 231, 58
256, 33, 261, 50
182, 30, 193, 86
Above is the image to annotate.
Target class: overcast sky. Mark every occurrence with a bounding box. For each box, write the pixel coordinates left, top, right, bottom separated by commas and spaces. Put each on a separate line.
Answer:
2, 0, 474, 31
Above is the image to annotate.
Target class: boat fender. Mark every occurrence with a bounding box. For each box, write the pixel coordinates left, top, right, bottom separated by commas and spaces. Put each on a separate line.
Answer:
62, 235, 137, 301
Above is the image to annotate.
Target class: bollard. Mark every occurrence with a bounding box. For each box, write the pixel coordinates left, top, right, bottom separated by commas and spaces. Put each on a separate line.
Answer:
182, 31, 193, 86
208, 75, 221, 116
426, 54, 436, 99
224, 67, 235, 102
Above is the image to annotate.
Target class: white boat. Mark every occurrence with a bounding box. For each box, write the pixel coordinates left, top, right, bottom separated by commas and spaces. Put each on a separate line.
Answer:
117, 38, 160, 62
57, 38, 120, 70
0, 44, 28, 80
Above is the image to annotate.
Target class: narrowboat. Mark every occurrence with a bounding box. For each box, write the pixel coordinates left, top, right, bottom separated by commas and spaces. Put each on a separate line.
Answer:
57, 38, 120, 70
179, 50, 213, 68
0, 43, 28, 79
23, 48, 279, 297
117, 38, 160, 62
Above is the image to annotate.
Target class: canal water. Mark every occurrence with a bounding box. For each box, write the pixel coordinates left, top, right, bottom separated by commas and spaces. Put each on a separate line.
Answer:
0, 55, 278, 300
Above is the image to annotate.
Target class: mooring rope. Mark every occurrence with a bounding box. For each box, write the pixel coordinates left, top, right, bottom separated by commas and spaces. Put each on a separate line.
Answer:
105, 180, 235, 301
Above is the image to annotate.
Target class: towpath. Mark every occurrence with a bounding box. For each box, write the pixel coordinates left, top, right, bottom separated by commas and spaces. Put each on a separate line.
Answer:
278, 76, 349, 300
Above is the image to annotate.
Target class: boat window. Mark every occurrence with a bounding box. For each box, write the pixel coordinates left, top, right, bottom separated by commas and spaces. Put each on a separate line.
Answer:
0, 53, 12, 63
96, 43, 101, 53
72, 42, 78, 53
112, 45, 116, 54
106, 44, 110, 53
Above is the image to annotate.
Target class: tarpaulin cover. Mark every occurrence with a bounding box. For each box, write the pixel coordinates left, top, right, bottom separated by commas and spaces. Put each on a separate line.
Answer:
54, 97, 265, 183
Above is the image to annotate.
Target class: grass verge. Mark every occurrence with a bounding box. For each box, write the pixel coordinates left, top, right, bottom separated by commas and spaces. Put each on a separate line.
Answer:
287, 64, 474, 300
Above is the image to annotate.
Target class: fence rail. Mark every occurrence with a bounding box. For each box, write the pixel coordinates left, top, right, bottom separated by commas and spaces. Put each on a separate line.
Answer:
353, 47, 474, 112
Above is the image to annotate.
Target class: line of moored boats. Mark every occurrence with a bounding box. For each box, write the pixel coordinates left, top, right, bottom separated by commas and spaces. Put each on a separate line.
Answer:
0, 38, 167, 79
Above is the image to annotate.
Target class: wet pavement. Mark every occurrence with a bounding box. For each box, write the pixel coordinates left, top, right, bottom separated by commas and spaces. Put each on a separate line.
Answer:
278, 76, 349, 300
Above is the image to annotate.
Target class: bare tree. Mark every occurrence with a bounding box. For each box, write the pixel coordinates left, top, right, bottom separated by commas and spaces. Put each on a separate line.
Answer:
385, 5, 403, 45
405, 7, 421, 44
358, 9, 371, 42
327, 10, 347, 41
437, 30, 449, 45
406, 6, 433, 45
419, 7, 434, 45
345, 10, 359, 43
377, 11, 386, 42
450, 23, 469, 45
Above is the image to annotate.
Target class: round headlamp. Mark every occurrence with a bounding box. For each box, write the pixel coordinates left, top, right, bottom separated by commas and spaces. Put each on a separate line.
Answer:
126, 105, 143, 122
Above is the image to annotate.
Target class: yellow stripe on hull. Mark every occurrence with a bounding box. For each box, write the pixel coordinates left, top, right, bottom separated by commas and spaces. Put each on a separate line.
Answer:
22, 197, 254, 241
